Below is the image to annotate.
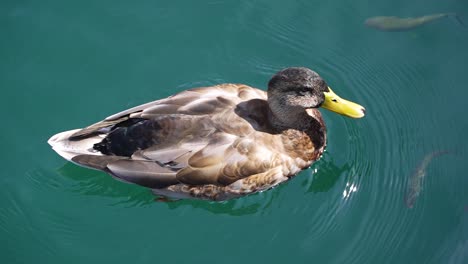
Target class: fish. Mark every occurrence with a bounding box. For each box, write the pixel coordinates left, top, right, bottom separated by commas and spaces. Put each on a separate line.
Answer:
364, 13, 464, 31
405, 150, 448, 209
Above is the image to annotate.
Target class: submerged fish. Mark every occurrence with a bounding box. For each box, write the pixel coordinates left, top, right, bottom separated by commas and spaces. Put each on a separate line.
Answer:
365, 13, 464, 31
405, 151, 448, 208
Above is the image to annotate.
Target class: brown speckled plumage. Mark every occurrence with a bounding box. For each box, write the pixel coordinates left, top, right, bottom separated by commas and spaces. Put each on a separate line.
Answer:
48, 67, 363, 201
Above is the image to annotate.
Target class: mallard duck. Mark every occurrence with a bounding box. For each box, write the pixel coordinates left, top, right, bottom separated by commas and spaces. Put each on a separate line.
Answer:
48, 67, 365, 201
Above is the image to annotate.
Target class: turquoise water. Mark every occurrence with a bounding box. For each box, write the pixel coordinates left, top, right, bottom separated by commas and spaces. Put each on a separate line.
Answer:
2, 0, 468, 263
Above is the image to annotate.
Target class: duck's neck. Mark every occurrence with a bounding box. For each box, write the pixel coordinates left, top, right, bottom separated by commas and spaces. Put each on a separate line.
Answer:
267, 103, 308, 129
267, 101, 326, 149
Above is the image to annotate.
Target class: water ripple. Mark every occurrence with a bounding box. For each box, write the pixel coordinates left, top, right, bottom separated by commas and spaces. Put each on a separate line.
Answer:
300, 39, 448, 262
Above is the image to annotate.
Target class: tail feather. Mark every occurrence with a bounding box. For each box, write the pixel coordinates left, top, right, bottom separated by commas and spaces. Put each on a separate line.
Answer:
71, 154, 126, 170
48, 129, 104, 163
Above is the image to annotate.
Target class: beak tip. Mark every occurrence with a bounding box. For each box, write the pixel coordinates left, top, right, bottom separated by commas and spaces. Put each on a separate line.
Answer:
353, 107, 366, 118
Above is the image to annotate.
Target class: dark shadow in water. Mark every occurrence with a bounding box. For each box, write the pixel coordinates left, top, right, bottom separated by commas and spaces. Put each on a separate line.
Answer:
58, 163, 155, 207
161, 181, 283, 216
57, 162, 278, 215
302, 152, 351, 193
58, 152, 347, 213
57, 153, 347, 214
163, 199, 261, 216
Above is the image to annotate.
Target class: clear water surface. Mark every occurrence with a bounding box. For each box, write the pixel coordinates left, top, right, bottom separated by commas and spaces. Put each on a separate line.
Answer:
1, 0, 468, 263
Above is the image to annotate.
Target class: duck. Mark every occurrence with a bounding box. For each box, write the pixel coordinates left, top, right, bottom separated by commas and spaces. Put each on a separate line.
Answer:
48, 67, 365, 201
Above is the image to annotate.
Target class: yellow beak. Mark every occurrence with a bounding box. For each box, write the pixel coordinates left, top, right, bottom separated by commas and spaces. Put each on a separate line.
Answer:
321, 87, 366, 118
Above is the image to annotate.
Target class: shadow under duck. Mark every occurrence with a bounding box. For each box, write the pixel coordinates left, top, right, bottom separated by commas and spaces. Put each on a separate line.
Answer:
48, 67, 365, 201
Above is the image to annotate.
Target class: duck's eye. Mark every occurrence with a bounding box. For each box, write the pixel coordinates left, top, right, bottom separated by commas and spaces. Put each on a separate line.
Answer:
295, 88, 309, 96
332, 99, 338, 102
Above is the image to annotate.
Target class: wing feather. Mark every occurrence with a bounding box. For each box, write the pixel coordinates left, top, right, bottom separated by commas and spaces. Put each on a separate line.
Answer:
107, 160, 178, 188
51, 83, 296, 201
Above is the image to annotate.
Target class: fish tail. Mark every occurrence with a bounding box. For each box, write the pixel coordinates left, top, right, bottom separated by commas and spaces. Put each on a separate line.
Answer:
448, 13, 468, 29
432, 150, 450, 158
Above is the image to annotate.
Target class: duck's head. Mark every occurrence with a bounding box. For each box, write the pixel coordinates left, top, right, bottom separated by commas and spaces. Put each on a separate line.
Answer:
267, 67, 365, 121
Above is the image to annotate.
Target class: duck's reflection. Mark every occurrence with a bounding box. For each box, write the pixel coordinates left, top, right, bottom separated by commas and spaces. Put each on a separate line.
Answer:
57, 152, 347, 214
58, 163, 155, 207
58, 162, 275, 215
